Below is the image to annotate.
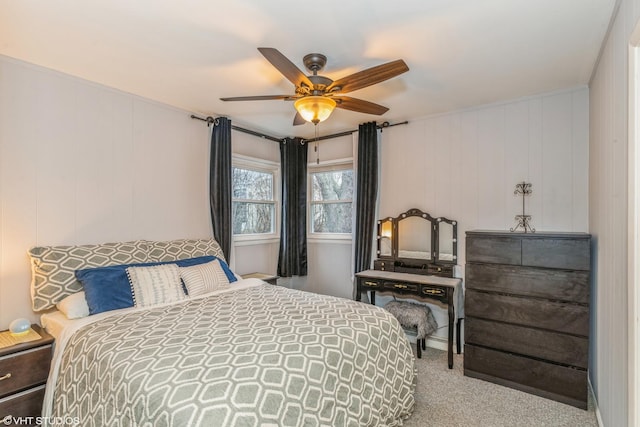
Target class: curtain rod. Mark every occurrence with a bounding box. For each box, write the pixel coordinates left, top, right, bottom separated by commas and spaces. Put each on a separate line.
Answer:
190, 114, 409, 144
190, 115, 283, 143
300, 121, 409, 144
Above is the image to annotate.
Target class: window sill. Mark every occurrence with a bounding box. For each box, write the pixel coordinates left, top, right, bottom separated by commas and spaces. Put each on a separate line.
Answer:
308, 234, 353, 244
233, 235, 280, 246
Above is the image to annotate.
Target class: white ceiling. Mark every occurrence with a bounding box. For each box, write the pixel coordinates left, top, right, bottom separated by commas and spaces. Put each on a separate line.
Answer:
0, 0, 616, 139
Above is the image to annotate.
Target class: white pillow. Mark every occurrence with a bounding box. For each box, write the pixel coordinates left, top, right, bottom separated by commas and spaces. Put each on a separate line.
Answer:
126, 264, 186, 308
55, 291, 90, 319
179, 259, 230, 297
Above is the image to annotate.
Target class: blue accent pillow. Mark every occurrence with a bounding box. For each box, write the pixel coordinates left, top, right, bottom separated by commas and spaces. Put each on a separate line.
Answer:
76, 256, 236, 315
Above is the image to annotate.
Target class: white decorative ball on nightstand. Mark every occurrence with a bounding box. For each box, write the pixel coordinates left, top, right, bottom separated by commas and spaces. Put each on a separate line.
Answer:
9, 318, 30, 335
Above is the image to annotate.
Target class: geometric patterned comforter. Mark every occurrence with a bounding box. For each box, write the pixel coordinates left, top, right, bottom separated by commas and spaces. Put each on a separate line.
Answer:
45, 282, 416, 426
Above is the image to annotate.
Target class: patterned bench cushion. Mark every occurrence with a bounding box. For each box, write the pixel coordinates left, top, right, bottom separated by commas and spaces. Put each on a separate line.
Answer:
28, 241, 148, 311
384, 300, 438, 339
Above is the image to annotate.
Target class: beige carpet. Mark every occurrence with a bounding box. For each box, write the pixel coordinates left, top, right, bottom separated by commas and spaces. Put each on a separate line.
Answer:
402, 347, 599, 427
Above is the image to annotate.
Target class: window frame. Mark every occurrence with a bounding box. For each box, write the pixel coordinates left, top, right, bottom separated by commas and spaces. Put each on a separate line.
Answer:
232, 154, 280, 242
307, 159, 354, 241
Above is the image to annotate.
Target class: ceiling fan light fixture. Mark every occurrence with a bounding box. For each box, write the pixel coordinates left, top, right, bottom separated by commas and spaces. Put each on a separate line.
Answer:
294, 96, 336, 124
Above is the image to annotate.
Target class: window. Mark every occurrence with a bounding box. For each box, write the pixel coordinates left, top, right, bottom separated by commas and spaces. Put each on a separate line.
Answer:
309, 166, 353, 234
232, 161, 277, 236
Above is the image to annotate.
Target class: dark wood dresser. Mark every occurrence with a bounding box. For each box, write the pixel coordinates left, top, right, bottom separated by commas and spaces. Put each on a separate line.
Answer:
0, 324, 54, 423
464, 230, 591, 409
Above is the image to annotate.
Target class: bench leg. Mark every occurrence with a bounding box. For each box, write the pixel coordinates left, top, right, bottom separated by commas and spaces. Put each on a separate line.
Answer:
421, 338, 426, 350
417, 339, 422, 358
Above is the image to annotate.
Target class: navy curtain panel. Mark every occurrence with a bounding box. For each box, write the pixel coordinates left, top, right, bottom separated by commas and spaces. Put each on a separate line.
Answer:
353, 122, 379, 286
209, 117, 232, 261
278, 137, 308, 277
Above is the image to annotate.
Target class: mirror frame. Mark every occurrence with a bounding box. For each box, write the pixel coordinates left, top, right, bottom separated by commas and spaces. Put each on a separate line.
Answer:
395, 208, 436, 262
435, 217, 457, 264
375, 208, 458, 269
376, 217, 395, 259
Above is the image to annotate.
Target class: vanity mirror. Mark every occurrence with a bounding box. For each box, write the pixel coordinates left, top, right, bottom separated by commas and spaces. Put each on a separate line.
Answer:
396, 209, 434, 260
377, 217, 394, 258
436, 217, 457, 264
374, 208, 457, 278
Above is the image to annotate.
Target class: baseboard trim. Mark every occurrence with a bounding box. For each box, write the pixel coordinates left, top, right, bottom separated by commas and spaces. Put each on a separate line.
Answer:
425, 335, 449, 352
406, 333, 450, 352
588, 377, 604, 426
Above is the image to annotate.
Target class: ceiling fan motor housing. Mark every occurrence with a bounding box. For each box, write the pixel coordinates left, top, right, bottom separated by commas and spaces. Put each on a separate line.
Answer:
308, 75, 333, 94
303, 53, 327, 73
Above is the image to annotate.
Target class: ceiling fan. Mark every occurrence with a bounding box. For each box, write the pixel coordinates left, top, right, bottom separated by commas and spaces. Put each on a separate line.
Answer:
220, 48, 409, 125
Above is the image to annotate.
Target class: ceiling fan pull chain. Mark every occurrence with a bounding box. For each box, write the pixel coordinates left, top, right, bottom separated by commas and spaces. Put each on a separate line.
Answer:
314, 125, 320, 164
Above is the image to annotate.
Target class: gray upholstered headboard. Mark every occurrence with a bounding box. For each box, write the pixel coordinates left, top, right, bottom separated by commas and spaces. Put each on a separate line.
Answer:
28, 238, 225, 311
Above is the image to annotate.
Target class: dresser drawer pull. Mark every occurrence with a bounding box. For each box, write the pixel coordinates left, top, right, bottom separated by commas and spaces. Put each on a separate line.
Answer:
393, 284, 408, 289
0, 373, 11, 381
423, 288, 444, 295
364, 281, 379, 287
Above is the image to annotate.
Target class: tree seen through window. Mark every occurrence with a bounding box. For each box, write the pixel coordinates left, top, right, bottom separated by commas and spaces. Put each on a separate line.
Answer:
232, 167, 275, 235
311, 169, 353, 233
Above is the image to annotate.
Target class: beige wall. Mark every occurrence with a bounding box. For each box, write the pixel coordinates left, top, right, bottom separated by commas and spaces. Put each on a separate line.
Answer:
381, 87, 590, 261
589, 0, 640, 425
0, 55, 276, 329
377, 87, 590, 348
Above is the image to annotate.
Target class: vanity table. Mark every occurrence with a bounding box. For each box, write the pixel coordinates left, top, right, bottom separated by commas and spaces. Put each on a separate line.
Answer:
356, 208, 463, 369
355, 269, 463, 368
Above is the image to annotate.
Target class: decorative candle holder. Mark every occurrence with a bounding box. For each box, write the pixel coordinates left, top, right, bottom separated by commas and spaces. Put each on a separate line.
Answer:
510, 182, 535, 233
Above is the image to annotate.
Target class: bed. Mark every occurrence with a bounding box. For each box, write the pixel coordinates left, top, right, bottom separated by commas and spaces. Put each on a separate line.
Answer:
29, 238, 416, 426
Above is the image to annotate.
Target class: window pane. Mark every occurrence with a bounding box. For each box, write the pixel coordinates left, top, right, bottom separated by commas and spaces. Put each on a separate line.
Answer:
232, 167, 273, 200
233, 202, 274, 234
311, 202, 352, 233
312, 170, 353, 201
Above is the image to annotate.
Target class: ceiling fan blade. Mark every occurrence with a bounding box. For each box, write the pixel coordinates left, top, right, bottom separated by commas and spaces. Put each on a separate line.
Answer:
334, 96, 389, 115
293, 112, 306, 126
220, 95, 294, 101
326, 59, 409, 94
258, 47, 314, 88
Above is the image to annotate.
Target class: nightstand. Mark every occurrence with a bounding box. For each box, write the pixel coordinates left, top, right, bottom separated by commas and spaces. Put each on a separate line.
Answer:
0, 324, 54, 422
242, 272, 278, 285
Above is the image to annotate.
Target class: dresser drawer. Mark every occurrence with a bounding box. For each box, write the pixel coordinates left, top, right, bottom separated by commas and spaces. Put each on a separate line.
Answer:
383, 281, 419, 293
427, 264, 453, 277
522, 238, 591, 270
0, 346, 52, 398
373, 260, 394, 272
464, 345, 587, 409
0, 385, 46, 423
465, 263, 589, 303
465, 290, 589, 336
465, 318, 588, 368
421, 286, 446, 298
466, 236, 521, 265
360, 278, 383, 289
